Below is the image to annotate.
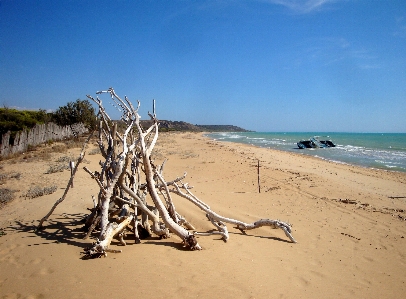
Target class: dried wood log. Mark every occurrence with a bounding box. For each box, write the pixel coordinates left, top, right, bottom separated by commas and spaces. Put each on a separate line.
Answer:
171, 182, 296, 243
132, 111, 201, 250
39, 87, 296, 258
83, 215, 134, 259
83, 213, 100, 240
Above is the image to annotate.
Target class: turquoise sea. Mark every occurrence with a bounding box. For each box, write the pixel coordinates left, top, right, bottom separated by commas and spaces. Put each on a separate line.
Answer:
207, 132, 406, 173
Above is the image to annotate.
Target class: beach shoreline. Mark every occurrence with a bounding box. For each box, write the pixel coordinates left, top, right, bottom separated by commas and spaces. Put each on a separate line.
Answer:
206, 131, 406, 173
1, 131, 405, 298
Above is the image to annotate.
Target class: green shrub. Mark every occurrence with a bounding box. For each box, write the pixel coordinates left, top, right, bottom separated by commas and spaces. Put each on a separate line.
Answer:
52, 99, 96, 130
0, 108, 51, 142
0, 99, 95, 146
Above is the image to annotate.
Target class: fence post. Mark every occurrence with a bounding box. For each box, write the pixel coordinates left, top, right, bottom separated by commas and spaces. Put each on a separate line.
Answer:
70, 161, 75, 188
257, 159, 261, 193
0, 122, 88, 158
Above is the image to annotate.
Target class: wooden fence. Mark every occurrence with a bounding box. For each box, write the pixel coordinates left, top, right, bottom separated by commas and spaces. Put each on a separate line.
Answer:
0, 122, 88, 157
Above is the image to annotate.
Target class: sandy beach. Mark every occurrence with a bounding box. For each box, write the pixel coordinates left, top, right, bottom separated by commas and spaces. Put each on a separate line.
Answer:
1, 132, 405, 299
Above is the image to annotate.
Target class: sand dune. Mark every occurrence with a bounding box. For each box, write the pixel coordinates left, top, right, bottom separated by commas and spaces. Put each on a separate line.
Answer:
1, 132, 405, 298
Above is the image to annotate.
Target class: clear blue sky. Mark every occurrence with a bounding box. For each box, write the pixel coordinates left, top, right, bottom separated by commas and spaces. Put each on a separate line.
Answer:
1, 0, 405, 132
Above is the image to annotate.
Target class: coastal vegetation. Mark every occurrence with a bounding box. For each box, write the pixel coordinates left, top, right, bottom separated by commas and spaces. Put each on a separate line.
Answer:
1, 100, 248, 143
0, 108, 51, 138
0, 98, 249, 160
51, 99, 97, 130
0, 99, 96, 142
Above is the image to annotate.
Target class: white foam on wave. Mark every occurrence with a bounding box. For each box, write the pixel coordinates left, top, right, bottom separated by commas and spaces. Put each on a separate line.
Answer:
208, 132, 406, 172
246, 137, 265, 140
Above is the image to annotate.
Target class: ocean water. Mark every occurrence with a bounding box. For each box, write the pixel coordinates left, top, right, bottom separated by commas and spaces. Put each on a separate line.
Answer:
207, 132, 406, 173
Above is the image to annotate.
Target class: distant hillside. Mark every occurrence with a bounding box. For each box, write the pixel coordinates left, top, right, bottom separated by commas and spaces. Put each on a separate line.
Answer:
195, 124, 251, 132
139, 120, 251, 132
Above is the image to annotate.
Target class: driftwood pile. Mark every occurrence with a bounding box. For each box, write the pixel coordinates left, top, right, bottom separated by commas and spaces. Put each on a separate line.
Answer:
37, 88, 296, 258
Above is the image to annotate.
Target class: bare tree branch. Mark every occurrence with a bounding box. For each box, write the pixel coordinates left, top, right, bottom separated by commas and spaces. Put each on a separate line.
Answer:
39, 88, 296, 258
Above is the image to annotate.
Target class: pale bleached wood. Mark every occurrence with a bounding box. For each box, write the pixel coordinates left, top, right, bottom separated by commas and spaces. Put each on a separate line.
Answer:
171, 183, 296, 243
83, 215, 134, 258
36, 131, 94, 230
41, 88, 296, 258
132, 112, 201, 250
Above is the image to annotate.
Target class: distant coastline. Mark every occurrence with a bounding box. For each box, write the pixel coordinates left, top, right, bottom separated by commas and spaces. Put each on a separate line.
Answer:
140, 120, 252, 132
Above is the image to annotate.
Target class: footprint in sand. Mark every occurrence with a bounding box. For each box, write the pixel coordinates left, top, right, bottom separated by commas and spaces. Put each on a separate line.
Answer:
0, 243, 22, 257
309, 270, 326, 278
29, 257, 44, 265
1, 292, 22, 299
39, 267, 55, 275
2, 254, 21, 266
1, 293, 46, 299
309, 258, 323, 267
362, 255, 374, 262
27, 267, 55, 278
292, 276, 311, 287
1, 244, 46, 268
20, 257, 45, 266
